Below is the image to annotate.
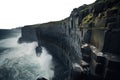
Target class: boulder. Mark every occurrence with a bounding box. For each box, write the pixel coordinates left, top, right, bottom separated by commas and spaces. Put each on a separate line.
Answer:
36, 46, 42, 56
37, 77, 47, 80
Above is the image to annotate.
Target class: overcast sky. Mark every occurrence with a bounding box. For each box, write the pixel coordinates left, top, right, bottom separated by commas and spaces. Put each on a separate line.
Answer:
0, 0, 95, 29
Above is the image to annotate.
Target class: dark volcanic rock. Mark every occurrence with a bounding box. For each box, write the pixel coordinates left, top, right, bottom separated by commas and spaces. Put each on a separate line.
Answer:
37, 77, 47, 80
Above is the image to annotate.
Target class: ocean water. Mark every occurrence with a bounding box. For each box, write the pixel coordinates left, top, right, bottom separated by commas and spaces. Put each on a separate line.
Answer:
0, 32, 54, 80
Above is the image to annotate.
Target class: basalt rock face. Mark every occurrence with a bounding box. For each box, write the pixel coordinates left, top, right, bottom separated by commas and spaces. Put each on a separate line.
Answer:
20, 18, 82, 63
20, 16, 82, 80
35, 18, 82, 80
20, 0, 120, 80
79, 0, 120, 80
20, 19, 82, 80
36, 19, 82, 63
78, 0, 120, 52
19, 26, 37, 43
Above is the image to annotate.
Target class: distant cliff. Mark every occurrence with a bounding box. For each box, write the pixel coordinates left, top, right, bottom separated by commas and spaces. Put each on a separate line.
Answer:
19, 0, 120, 80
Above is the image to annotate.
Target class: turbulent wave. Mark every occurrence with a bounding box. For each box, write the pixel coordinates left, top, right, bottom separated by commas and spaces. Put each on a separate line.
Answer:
0, 34, 54, 80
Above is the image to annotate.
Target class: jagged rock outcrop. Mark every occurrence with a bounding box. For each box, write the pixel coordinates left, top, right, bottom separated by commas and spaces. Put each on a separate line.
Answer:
18, 26, 37, 43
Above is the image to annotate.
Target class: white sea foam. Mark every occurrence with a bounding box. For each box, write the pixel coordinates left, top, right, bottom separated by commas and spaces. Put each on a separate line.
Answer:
0, 34, 54, 80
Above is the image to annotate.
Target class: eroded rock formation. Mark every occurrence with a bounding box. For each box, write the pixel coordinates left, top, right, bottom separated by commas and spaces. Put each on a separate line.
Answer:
19, 0, 120, 80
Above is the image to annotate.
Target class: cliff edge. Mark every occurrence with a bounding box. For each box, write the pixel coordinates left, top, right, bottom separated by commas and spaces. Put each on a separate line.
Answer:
19, 0, 120, 80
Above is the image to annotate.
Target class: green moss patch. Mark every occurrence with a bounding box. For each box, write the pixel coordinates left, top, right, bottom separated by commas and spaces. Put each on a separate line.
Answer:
82, 13, 93, 24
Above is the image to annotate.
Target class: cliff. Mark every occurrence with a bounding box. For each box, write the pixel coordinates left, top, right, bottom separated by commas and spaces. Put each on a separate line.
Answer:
19, 0, 120, 80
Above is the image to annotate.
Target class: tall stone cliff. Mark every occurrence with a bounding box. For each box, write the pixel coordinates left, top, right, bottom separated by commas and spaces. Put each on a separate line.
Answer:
19, 0, 120, 80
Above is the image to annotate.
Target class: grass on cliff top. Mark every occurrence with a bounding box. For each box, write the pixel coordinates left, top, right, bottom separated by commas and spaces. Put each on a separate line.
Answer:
82, 13, 93, 24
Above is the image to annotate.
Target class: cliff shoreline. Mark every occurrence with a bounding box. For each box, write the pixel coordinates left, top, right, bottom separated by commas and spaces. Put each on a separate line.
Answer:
19, 0, 120, 80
